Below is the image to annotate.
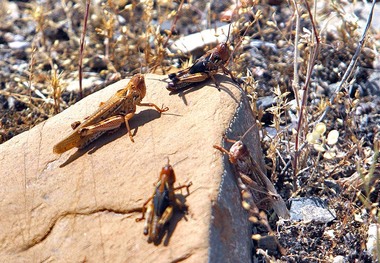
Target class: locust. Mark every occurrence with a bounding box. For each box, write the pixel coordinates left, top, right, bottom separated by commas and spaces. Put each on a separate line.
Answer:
213, 126, 290, 219
53, 74, 168, 154
167, 24, 238, 91
136, 160, 192, 243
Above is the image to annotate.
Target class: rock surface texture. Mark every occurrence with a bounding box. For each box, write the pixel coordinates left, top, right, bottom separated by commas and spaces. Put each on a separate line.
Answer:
0, 74, 265, 262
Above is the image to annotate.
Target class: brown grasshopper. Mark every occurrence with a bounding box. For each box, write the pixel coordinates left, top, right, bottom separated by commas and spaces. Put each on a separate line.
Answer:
167, 24, 238, 91
53, 74, 168, 154
136, 160, 192, 243
213, 126, 290, 219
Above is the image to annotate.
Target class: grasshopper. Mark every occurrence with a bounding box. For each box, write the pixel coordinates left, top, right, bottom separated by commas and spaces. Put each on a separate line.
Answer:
53, 74, 168, 154
136, 160, 192, 243
213, 126, 290, 219
167, 24, 238, 91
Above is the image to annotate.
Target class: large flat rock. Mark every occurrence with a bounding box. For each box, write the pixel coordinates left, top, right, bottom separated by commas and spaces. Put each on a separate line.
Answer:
0, 74, 264, 262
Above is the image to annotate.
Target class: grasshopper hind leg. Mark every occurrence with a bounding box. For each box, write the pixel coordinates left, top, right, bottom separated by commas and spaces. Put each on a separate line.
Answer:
143, 202, 154, 236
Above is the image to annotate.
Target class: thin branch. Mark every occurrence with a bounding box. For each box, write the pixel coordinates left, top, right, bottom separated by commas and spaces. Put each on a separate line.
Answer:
292, 0, 301, 109
78, 0, 90, 100
162, 0, 185, 48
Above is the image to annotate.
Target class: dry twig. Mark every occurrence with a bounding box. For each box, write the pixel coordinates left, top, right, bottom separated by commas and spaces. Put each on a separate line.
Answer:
78, 0, 90, 99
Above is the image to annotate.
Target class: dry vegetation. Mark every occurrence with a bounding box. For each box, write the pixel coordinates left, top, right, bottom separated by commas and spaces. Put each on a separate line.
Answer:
0, 0, 379, 261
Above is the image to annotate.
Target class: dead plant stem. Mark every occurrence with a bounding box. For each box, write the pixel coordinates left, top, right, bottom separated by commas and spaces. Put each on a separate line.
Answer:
292, 0, 300, 109
78, 0, 90, 100
162, 0, 185, 48
293, 0, 320, 191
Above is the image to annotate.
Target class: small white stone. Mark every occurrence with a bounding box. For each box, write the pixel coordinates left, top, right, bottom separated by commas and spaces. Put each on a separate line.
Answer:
366, 223, 379, 259
332, 255, 345, 263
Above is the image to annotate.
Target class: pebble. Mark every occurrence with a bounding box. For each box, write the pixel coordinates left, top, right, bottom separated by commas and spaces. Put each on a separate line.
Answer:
8, 41, 30, 49
65, 76, 103, 92
256, 95, 275, 110
88, 55, 107, 71
4, 1, 20, 21
249, 40, 278, 53
366, 223, 379, 260
3, 32, 24, 42
289, 197, 336, 223
332, 255, 346, 263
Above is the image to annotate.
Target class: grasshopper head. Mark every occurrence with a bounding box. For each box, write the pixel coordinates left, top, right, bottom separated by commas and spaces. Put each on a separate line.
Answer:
217, 42, 231, 64
159, 163, 176, 192
229, 140, 248, 163
130, 73, 146, 99
217, 24, 232, 63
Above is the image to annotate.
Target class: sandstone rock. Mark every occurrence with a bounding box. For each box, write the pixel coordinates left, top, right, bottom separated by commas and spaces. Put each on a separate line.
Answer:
0, 74, 265, 262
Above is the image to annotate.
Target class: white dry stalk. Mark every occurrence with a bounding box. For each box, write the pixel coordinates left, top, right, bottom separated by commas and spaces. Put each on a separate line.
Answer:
291, 0, 301, 109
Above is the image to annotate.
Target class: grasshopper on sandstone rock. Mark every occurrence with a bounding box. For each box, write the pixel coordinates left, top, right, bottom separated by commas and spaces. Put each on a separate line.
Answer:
167, 25, 238, 91
53, 74, 168, 154
136, 160, 192, 243
213, 127, 290, 219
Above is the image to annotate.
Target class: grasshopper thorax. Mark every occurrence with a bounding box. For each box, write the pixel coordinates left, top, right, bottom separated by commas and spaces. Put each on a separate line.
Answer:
216, 42, 231, 64
217, 23, 232, 64
159, 164, 176, 192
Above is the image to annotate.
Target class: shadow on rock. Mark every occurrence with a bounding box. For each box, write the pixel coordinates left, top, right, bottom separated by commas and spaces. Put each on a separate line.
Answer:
59, 109, 163, 167
152, 193, 190, 246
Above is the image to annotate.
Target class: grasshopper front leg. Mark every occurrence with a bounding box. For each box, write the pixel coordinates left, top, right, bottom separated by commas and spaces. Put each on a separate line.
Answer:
209, 73, 221, 90
138, 102, 169, 113
221, 64, 241, 85
213, 144, 237, 164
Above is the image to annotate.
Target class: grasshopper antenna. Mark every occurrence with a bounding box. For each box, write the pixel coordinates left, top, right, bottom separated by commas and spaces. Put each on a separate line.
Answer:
223, 123, 256, 145
240, 124, 256, 141
169, 157, 189, 168
226, 22, 232, 43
